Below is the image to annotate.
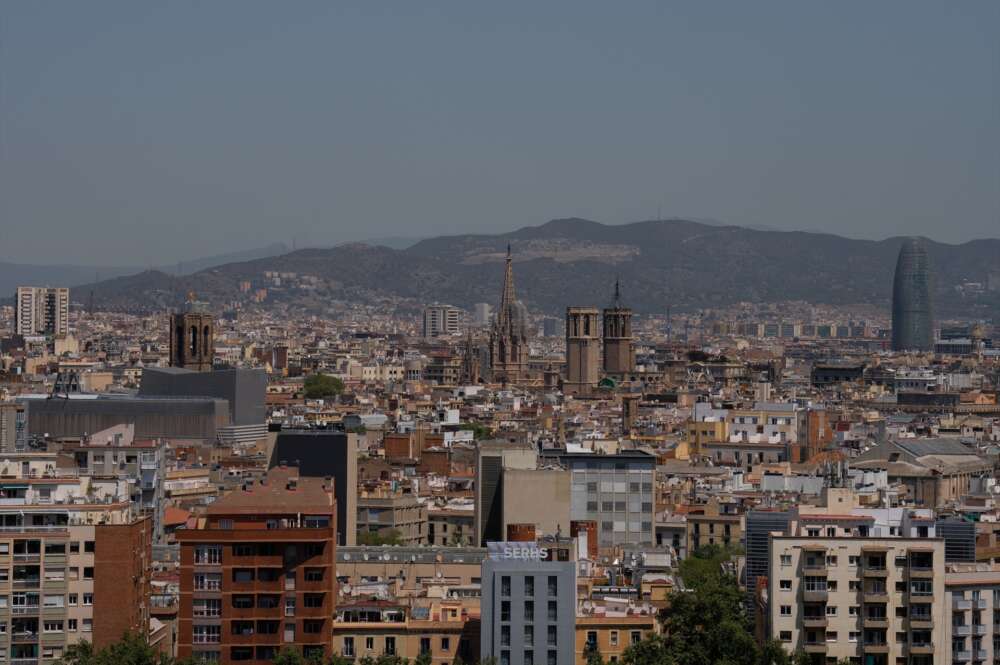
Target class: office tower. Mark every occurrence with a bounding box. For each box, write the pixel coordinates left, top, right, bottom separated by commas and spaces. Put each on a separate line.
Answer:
475, 441, 538, 546
480, 542, 577, 665
423, 304, 461, 337
15, 286, 69, 336
473, 303, 493, 326
936, 517, 976, 562
0, 472, 152, 661
268, 432, 358, 546
489, 246, 530, 384
563, 307, 600, 396
602, 280, 634, 375
891, 238, 935, 351
176, 467, 337, 663
556, 450, 656, 548
744, 510, 791, 615
169, 300, 215, 371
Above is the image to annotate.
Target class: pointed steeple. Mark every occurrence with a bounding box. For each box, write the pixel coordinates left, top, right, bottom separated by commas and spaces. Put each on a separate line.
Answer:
498, 244, 516, 324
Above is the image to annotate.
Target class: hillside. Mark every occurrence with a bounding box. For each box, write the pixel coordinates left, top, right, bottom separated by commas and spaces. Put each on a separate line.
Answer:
73, 219, 1000, 317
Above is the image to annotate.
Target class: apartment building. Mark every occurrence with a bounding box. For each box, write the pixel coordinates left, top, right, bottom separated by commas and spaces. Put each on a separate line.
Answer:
357, 491, 428, 545
685, 496, 743, 554
15, 287, 69, 337
944, 567, 1000, 664
575, 604, 658, 665
0, 403, 27, 454
0, 473, 151, 664
423, 305, 461, 338
333, 599, 479, 665
61, 424, 167, 543
176, 466, 337, 663
767, 491, 948, 665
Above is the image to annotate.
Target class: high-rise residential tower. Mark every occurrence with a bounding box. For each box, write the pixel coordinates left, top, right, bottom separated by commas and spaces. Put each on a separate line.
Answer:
15, 286, 69, 336
891, 238, 935, 351
423, 304, 461, 337
489, 246, 530, 384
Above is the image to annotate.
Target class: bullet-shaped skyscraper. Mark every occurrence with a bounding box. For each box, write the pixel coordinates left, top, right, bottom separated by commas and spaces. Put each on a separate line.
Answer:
891, 238, 935, 351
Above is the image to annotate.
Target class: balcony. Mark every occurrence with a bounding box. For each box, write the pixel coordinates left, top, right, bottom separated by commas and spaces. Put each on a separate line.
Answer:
801, 589, 828, 603
954, 598, 973, 611
908, 566, 934, 579
974, 649, 988, 660
10, 606, 40, 616
863, 642, 889, 654
10, 632, 38, 644
862, 590, 889, 603
952, 624, 971, 636
951, 649, 972, 661
973, 623, 987, 635
909, 616, 933, 629
909, 643, 934, 655
802, 642, 827, 654
862, 566, 889, 578
12, 578, 41, 589
975, 598, 989, 610
862, 615, 889, 629
802, 616, 827, 629
801, 561, 827, 575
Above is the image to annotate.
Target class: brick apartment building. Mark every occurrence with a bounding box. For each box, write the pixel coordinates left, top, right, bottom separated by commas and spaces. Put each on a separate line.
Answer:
176, 466, 337, 663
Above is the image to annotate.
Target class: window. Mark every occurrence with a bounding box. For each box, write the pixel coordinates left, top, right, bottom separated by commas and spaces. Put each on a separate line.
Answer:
233, 569, 254, 583
524, 651, 534, 665
631, 631, 642, 646
547, 576, 558, 596
826, 605, 837, 616
779, 631, 792, 642
193, 625, 221, 644
849, 632, 859, 643
232, 595, 253, 609
826, 631, 837, 642
84, 541, 95, 553
524, 600, 534, 621
43, 621, 63, 633
303, 594, 324, 608
68, 594, 78, 606
343, 638, 355, 657
501, 601, 511, 622
441, 638, 450, 652
780, 605, 792, 616
284, 597, 296, 617
524, 576, 534, 596
304, 568, 324, 582
848, 555, 859, 567
586, 631, 598, 649
385, 637, 396, 656
610, 631, 619, 647
195, 545, 222, 565
68, 542, 79, 554
547, 625, 557, 646
525, 626, 534, 646
547, 651, 557, 665
68, 619, 77, 632
194, 599, 222, 618
779, 580, 792, 591
547, 601, 557, 621
83, 566, 94, 580
420, 638, 432, 654
501, 625, 511, 647
501, 652, 510, 665
501, 576, 511, 596
780, 554, 792, 566
43, 594, 64, 608
83, 593, 93, 606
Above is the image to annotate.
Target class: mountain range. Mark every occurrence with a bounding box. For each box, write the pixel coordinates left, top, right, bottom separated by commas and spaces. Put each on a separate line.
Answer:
43, 219, 1000, 317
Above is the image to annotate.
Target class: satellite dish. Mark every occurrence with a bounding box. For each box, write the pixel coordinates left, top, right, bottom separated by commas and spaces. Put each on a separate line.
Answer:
383, 554, 390, 561
344, 553, 351, 561
363, 553, 369, 561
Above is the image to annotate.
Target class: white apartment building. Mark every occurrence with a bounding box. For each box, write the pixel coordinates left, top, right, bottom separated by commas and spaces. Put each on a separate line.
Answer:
15, 287, 70, 337
423, 304, 461, 338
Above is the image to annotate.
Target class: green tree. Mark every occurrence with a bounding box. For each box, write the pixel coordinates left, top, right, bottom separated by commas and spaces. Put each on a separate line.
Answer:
358, 528, 404, 546
415, 651, 434, 665
274, 647, 305, 665
58, 632, 174, 665
303, 373, 345, 399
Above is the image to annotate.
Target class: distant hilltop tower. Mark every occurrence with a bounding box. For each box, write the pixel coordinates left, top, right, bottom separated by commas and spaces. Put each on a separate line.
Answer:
602, 279, 634, 375
891, 238, 935, 352
564, 307, 600, 396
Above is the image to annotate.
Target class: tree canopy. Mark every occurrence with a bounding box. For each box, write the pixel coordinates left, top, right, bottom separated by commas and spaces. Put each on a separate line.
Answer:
303, 373, 345, 399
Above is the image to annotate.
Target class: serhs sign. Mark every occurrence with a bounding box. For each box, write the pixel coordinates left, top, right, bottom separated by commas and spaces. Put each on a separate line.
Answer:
487, 541, 548, 561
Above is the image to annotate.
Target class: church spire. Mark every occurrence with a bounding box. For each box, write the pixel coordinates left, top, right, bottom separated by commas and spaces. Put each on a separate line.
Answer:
498, 244, 516, 322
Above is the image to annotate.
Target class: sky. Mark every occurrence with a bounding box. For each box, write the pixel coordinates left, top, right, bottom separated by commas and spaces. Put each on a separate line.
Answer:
1, 1, 997, 266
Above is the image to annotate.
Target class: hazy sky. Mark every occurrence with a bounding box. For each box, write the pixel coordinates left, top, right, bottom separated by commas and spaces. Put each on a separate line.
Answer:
1, 1, 997, 265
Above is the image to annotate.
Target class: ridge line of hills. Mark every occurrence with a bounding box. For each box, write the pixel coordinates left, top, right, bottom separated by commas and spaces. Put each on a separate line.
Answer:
35, 219, 1000, 317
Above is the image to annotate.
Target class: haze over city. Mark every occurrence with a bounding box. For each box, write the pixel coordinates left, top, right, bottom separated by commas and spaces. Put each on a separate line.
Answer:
1, 1, 998, 265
